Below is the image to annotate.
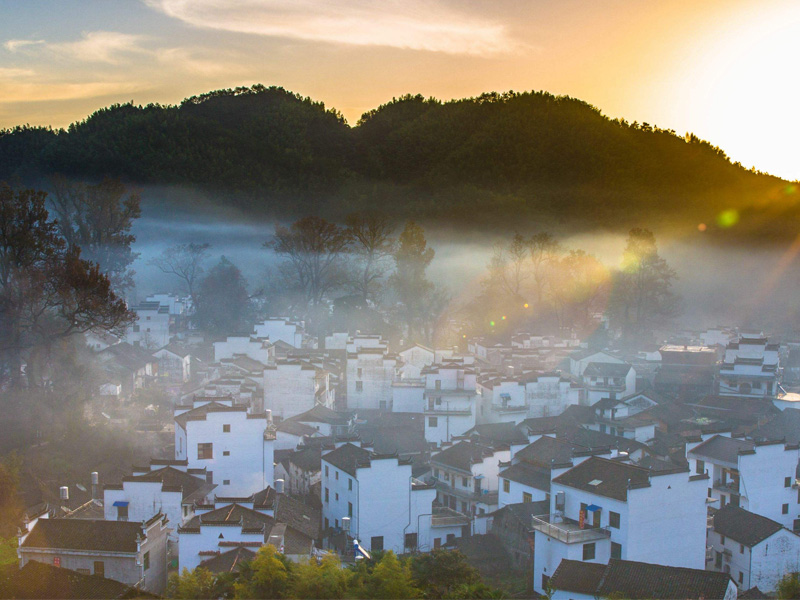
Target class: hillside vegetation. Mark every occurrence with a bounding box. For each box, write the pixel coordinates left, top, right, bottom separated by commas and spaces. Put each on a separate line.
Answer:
1, 85, 795, 236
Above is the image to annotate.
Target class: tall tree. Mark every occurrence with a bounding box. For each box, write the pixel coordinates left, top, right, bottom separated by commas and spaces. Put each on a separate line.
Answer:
0, 184, 132, 387
391, 221, 435, 342
550, 250, 610, 334
528, 232, 562, 306
233, 545, 290, 599
265, 216, 349, 309
49, 176, 141, 293
608, 228, 679, 339
289, 554, 349, 599
193, 256, 251, 335
345, 211, 395, 304
365, 551, 419, 600
148, 242, 211, 307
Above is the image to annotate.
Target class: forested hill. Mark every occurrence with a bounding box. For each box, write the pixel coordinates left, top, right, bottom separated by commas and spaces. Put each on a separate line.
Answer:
0, 85, 794, 234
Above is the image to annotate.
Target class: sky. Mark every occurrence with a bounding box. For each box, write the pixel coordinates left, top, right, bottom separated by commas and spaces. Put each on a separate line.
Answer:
1, 0, 798, 180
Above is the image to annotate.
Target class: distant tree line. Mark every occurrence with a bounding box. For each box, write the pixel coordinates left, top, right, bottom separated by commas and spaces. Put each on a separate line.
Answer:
0, 85, 788, 232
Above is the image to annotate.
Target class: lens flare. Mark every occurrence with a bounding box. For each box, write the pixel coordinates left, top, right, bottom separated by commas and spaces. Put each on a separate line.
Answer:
717, 209, 739, 228
501, 315, 506, 320
489, 320, 495, 327
523, 303, 529, 308
697, 223, 707, 232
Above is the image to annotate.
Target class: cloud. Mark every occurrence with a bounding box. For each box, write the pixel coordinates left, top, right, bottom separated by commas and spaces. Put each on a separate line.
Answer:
0, 80, 147, 103
145, 0, 517, 55
51, 31, 151, 64
0, 67, 36, 78
4, 39, 46, 52
156, 47, 248, 77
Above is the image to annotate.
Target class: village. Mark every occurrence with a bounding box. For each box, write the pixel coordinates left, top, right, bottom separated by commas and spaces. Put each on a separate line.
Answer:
8, 293, 800, 599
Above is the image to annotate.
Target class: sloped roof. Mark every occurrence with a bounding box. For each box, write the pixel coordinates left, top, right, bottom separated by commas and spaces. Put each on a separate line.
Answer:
119, 466, 216, 503
0, 560, 153, 599
277, 420, 320, 437
498, 462, 551, 491
183, 503, 274, 530
464, 422, 530, 445
552, 456, 652, 501
321, 443, 371, 477
275, 494, 321, 540
431, 441, 499, 473
21, 519, 148, 553
197, 546, 256, 574
748, 408, 800, 444
514, 435, 587, 467
173, 401, 249, 430
584, 361, 632, 378
288, 446, 322, 472
713, 505, 785, 546
290, 404, 351, 426
551, 559, 733, 599
688, 435, 754, 465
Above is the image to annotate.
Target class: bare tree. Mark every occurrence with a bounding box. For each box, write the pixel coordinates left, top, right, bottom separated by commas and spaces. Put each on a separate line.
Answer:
265, 216, 349, 309
528, 232, 563, 306
345, 212, 395, 304
49, 176, 141, 293
148, 242, 212, 307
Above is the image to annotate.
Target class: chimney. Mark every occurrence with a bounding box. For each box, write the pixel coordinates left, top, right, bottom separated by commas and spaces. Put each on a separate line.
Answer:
91, 472, 100, 500
59, 486, 69, 509
275, 479, 285, 494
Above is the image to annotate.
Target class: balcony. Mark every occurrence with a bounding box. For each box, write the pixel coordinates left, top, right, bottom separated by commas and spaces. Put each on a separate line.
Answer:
424, 388, 476, 397
491, 403, 528, 413
712, 479, 740, 494
424, 405, 473, 416
531, 514, 611, 544
431, 507, 471, 528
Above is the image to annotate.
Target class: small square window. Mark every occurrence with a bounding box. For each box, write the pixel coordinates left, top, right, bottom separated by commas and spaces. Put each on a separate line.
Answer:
223, 424, 231, 433
349, 479, 353, 490
783, 503, 790, 515
523, 492, 532, 503
583, 542, 596, 561
223, 479, 230, 485
223, 450, 230, 456
429, 417, 438, 427
609, 511, 621, 529
503, 479, 510, 493
336, 471, 339, 480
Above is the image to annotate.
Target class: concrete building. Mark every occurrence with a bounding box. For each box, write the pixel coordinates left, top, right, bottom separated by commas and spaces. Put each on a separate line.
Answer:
719, 333, 781, 398
254, 318, 312, 349
423, 362, 478, 445
532, 456, 708, 594
347, 347, 398, 411
213, 335, 274, 366
125, 301, 171, 350
264, 360, 335, 420
174, 400, 274, 497
687, 435, 800, 529
18, 514, 170, 595
582, 362, 636, 404
709, 505, 800, 593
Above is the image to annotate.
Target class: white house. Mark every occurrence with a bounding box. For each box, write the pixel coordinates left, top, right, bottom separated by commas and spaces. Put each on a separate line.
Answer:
174, 401, 274, 497
264, 360, 334, 420
287, 404, 353, 438
429, 441, 510, 522
719, 332, 780, 398
532, 456, 708, 594
103, 464, 216, 541
347, 348, 397, 411
687, 435, 800, 529
709, 505, 800, 593
582, 362, 636, 404
125, 301, 171, 350
321, 443, 467, 553
153, 343, 192, 384
569, 350, 624, 378
423, 362, 478, 445
253, 318, 312, 349
213, 335, 274, 366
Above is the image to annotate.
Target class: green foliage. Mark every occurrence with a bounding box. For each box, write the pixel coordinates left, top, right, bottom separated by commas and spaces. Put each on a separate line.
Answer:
778, 572, 800, 600
290, 554, 349, 599
364, 551, 419, 600
194, 256, 252, 335
409, 549, 481, 599
167, 567, 219, 599
0, 536, 18, 567
0, 85, 786, 233
233, 544, 291, 599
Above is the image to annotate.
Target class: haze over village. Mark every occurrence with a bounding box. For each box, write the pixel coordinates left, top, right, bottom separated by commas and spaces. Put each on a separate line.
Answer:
2, 1, 800, 600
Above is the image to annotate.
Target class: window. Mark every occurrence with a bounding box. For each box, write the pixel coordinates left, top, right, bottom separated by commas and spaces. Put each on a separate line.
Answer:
611, 542, 622, 559
523, 492, 532, 503
223, 450, 230, 456
429, 417, 438, 427
609, 511, 621, 529
542, 575, 550, 591
133, 324, 140, 332
206, 471, 213, 484
356, 381, 363, 392
197, 443, 213, 460
357, 368, 363, 378
434, 537, 441, 548
462, 477, 468, 487
405, 533, 418, 549
348, 502, 353, 517
94, 561, 105, 577
336, 493, 339, 501
223, 479, 230, 485
223, 424, 231, 433
349, 479, 353, 491
435, 380, 442, 390
783, 503, 790, 515
582, 543, 595, 561
325, 517, 329, 529
696, 459, 705, 475
447, 533, 456, 544
739, 572, 744, 584
461, 501, 468, 513
77, 568, 90, 575
335, 519, 339, 528
715, 551, 722, 569
53, 556, 61, 567
720, 534, 726, 545
117, 505, 128, 520
787, 477, 792, 488
325, 465, 329, 477
503, 479, 510, 493
739, 544, 744, 554
371, 536, 384, 551
143, 551, 150, 571
325, 488, 329, 502
336, 471, 339, 480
